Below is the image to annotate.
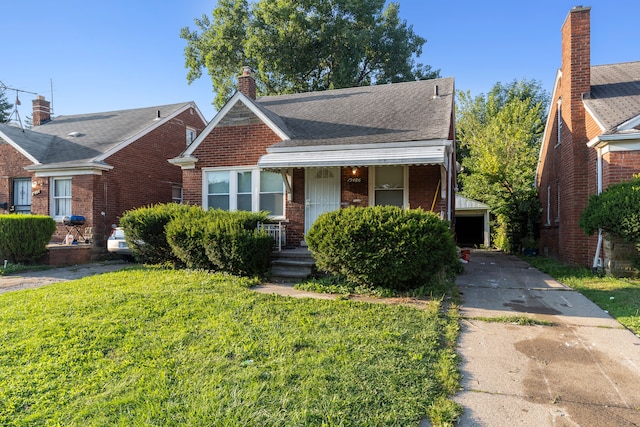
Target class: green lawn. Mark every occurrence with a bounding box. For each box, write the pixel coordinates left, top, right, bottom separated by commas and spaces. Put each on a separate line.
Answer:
0, 267, 460, 426
524, 256, 640, 335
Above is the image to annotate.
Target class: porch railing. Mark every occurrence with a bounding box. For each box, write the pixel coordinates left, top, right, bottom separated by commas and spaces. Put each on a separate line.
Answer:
259, 221, 286, 251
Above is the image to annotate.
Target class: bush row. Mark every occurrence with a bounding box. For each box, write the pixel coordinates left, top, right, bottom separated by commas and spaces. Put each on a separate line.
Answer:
0, 215, 56, 264
306, 206, 461, 292
120, 204, 273, 277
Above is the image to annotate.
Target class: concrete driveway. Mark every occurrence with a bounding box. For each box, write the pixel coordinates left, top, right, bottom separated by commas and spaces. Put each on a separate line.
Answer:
0, 260, 131, 295
455, 250, 640, 426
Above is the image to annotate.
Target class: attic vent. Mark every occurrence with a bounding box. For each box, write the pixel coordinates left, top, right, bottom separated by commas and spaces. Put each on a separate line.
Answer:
433, 85, 440, 99
154, 110, 161, 120
67, 131, 81, 137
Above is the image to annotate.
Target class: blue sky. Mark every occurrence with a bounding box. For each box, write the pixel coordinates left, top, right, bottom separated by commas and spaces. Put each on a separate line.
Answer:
2, 1, 638, 123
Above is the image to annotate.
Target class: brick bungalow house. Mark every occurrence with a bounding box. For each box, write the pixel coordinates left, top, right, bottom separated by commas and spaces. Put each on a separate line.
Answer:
0, 97, 206, 262
536, 6, 640, 273
170, 69, 457, 247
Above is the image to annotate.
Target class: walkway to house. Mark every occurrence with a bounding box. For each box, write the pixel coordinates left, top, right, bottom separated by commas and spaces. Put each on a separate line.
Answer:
455, 250, 640, 426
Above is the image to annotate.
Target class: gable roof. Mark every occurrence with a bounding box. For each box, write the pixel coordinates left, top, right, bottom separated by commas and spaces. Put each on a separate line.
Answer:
584, 61, 640, 133
0, 102, 203, 173
259, 77, 454, 149
178, 77, 455, 170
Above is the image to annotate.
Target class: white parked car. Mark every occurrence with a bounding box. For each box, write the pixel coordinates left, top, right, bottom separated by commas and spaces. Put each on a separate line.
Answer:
107, 226, 133, 259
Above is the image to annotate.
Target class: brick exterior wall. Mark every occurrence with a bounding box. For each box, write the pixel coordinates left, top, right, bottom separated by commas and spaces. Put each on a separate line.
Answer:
538, 7, 595, 267
180, 101, 455, 247
1, 106, 206, 261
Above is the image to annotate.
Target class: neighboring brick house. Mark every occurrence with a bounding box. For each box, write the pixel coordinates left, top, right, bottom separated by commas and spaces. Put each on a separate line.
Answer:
0, 97, 206, 257
536, 6, 640, 273
170, 68, 457, 247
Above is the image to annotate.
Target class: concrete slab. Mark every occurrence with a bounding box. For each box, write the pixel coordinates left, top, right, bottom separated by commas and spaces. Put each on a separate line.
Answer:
455, 250, 640, 426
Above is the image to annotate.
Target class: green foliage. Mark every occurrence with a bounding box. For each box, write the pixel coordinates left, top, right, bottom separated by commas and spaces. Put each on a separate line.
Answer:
0, 88, 13, 123
119, 203, 192, 265
0, 215, 56, 263
580, 177, 640, 242
181, 0, 438, 108
0, 267, 462, 425
306, 206, 462, 291
165, 205, 212, 269
203, 210, 272, 276
456, 79, 549, 250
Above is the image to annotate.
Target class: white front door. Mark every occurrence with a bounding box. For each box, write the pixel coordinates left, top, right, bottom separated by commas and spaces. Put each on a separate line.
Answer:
305, 167, 341, 234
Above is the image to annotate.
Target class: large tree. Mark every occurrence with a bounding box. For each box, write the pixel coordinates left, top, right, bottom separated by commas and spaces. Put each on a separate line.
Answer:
456, 79, 548, 251
181, 0, 438, 108
0, 89, 13, 123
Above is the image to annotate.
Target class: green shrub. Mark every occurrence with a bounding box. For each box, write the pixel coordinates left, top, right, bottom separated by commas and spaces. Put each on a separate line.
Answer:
119, 203, 192, 265
204, 211, 273, 276
580, 177, 640, 241
0, 215, 56, 264
306, 206, 462, 291
165, 206, 213, 270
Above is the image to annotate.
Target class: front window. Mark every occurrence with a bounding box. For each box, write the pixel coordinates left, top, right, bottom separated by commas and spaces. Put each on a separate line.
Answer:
373, 166, 405, 207
260, 171, 284, 217
207, 171, 230, 210
205, 168, 285, 217
52, 177, 72, 218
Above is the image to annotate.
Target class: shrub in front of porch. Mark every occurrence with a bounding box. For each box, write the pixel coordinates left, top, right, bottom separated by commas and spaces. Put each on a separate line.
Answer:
0, 215, 56, 264
120, 203, 193, 265
306, 206, 461, 291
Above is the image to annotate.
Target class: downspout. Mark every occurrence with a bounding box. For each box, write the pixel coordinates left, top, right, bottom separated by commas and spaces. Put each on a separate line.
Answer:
447, 148, 453, 221
592, 146, 603, 270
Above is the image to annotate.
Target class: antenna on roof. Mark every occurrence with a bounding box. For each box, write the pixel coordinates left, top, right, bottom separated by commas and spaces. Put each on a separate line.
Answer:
0, 81, 39, 130
50, 78, 54, 116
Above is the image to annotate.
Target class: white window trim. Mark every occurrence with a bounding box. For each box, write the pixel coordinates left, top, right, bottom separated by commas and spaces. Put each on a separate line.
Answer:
368, 165, 409, 208
546, 184, 551, 226
554, 98, 562, 148
50, 176, 72, 221
555, 181, 560, 223
202, 166, 285, 218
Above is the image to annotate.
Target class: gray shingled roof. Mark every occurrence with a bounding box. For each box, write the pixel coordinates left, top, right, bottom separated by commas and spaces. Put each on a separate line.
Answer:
256, 77, 454, 148
0, 102, 191, 166
585, 61, 640, 132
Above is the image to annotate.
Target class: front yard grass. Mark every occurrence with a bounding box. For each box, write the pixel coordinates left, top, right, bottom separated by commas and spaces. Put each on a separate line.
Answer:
0, 266, 461, 426
524, 256, 640, 335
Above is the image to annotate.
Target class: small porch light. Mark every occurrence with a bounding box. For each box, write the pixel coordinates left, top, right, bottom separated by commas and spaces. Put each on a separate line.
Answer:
351, 167, 358, 176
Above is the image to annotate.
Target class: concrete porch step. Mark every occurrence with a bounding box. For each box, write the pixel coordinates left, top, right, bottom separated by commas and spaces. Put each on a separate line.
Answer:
270, 248, 316, 282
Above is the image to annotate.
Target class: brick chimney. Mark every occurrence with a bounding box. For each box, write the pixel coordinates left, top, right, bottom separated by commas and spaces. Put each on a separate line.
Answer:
32, 95, 51, 126
561, 6, 591, 132
238, 66, 256, 100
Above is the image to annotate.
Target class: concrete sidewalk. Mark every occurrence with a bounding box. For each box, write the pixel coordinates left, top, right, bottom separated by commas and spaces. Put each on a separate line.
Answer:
454, 250, 640, 426
0, 260, 131, 294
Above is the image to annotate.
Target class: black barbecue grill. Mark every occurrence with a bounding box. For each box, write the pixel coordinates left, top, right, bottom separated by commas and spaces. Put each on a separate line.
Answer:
62, 215, 88, 243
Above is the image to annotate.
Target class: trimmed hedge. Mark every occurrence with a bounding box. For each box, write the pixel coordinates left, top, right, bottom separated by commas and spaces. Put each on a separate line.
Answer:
124, 204, 273, 277
119, 203, 192, 265
203, 211, 273, 276
0, 215, 56, 264
306, 206, 461, 291
166, 208, 272, 275
580, 177, 640, 241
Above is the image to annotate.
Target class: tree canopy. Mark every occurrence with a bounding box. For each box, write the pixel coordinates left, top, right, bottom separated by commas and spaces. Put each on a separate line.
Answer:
0, 89, 13, 123
456, 79, 548, 250
181, 0, 439, 108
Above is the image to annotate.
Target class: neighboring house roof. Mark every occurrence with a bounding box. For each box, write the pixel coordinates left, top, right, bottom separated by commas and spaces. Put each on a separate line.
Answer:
0, 102, 203, 173
584, 61, 640, 133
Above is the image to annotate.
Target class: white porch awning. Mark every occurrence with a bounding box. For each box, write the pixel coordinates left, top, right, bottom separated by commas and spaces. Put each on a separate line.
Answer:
258, 146, 448, 170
